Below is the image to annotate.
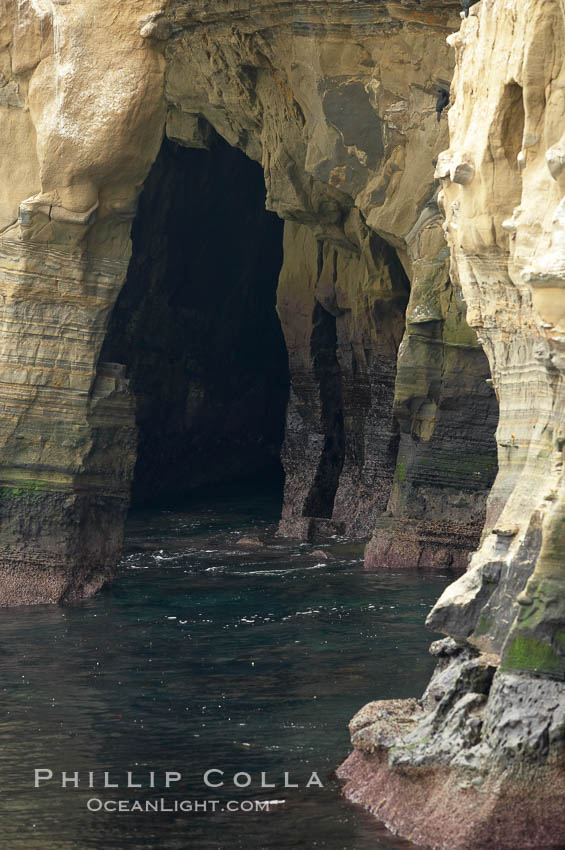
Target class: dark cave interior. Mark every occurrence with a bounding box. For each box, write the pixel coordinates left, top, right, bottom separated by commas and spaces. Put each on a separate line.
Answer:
301, 301, 346, 520
102, 135, 289, 506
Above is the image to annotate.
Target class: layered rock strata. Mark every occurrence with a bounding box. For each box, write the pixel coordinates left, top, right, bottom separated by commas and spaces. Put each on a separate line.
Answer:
0, 241, 136, 604
165, 0, 498, 546
339, 0, 565, 846
276, 218, 411, 539
0, 0, 497, 605
0, 0, 165, 602
166, 0, 499, 551
1, 0, 564, 846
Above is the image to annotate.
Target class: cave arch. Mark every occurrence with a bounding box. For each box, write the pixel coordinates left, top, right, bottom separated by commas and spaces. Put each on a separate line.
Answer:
102, 135, 290, 506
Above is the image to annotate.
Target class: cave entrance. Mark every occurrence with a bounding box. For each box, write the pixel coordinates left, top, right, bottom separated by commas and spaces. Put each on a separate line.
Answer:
102, 135, 289, 507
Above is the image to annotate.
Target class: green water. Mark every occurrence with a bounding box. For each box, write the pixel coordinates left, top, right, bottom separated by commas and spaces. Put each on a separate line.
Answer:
0, 489, 452, 849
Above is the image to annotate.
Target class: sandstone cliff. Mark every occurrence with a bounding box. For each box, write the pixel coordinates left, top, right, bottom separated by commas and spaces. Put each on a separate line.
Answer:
0, 0, 563, 847
339, 0, 565, 847
0, 0, 497, 602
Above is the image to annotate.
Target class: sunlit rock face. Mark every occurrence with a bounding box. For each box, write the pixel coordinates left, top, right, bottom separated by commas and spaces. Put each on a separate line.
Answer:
0, 0, 496, 603
430, 0, 565, 674
0, 0, 164, 603
340, 1, 565, 847
0, 0, 564, 846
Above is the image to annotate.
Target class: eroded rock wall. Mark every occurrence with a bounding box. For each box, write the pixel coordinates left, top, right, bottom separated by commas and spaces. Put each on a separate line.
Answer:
430, 0, 565, 675
0, 0, 497, 603
0, 0, 165, 602
366, 214, 498, 567
339, 1, 565, 847
165, 0, 497, 546
277, 217, 410, 539
1, 0, 563, 847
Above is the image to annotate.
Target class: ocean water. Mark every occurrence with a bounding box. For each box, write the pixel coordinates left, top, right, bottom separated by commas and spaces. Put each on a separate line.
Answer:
0, 489, 452, 849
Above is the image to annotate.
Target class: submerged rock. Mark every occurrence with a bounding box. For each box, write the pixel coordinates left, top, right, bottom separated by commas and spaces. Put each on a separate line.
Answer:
310, 549, 330, 560
235, 537, 263, 549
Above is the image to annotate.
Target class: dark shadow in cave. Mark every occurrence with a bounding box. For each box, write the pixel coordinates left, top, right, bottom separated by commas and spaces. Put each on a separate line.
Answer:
302, 302, 346, 519
102, 135, 289, 507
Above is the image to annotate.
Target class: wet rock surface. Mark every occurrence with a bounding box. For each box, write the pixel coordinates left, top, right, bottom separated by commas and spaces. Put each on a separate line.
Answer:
0, 1, 564, 848
339, 642, 565, 849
